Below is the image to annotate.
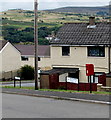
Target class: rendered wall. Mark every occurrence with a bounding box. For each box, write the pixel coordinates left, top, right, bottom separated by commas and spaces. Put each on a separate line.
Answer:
1, 43, 21, 79
21, 56, 34, 67
50, 46, 109, 83
19, 45, 109, 83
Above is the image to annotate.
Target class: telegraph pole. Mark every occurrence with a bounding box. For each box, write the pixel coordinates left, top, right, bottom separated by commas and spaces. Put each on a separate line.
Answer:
34, 0, 38, 90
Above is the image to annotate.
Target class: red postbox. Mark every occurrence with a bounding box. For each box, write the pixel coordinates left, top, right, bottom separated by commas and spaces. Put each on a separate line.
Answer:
86, 64, 94, 76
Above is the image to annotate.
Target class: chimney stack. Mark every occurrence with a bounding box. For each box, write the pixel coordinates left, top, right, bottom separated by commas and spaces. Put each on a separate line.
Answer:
89, 16, 95, 25
51, 31, 55, 38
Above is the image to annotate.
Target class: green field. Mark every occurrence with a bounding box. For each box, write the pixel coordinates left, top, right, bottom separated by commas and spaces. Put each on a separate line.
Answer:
0, 9, 108, 44
1, 9, 104, 29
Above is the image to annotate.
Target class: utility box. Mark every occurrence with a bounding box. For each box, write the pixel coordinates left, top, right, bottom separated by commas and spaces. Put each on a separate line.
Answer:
40, 70, 59, 89
106, 78, 111, 87
106, 73, 111, 87
40, 75, 50, 89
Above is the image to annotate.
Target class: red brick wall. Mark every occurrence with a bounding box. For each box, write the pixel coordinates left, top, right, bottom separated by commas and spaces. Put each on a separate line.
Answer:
59, 82, 97, 91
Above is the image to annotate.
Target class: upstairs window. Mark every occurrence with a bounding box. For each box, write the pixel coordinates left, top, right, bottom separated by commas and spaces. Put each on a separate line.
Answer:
88, 47, 105, 57
21, 56, 29, 61
38, 57, 40, 61
62, 46, 70, 56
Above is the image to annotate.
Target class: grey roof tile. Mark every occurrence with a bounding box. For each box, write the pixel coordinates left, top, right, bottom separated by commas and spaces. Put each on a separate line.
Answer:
0, 40, 8, 51
14, 44, 50, 57
50, 22, 110, 45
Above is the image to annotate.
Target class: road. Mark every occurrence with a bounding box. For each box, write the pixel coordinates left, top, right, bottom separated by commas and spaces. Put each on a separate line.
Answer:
2, 81, 40, 88
2, 93, 109, 118
2, 81, 36, 87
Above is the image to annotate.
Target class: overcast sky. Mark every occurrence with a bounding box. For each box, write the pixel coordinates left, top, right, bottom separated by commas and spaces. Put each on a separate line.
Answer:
0, 0, 110, 11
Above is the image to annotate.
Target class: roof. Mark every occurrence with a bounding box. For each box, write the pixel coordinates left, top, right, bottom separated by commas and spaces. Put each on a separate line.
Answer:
0, 40, 8, 51
14, 44, 50, 57
50, 22, 111, 45
40, 68, 79, 75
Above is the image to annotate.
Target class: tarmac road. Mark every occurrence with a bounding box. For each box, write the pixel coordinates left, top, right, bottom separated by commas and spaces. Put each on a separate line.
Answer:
2, 93, 109, 118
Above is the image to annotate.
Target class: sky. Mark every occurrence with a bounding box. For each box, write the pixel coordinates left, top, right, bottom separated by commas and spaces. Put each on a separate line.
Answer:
0, 0, 110, 11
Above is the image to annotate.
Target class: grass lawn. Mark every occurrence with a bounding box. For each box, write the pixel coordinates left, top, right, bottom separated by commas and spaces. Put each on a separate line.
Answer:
1, 86, 111, 95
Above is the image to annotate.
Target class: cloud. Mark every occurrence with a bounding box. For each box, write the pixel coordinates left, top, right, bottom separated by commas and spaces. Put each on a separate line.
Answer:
39, 0, 110, 3
1, 0, 32, 2
1, 0, 110, 3
0, 0, 110, 11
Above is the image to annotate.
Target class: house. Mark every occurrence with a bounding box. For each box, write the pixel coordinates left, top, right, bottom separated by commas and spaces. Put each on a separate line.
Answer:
1, 17, 111, 88
40, 17, 111, 89
14, 44, 51, 70
0, 40, 51, 80
0, 40, 21, 80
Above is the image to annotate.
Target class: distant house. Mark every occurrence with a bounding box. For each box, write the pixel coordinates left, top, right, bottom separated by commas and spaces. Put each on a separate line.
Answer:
14, 44, 51, 70
0, 41, 51, 80
41, 17, 111, 86
0, 41, 21, 80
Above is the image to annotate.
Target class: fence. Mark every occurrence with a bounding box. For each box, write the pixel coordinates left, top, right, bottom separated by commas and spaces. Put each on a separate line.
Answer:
1, 70, 20, 81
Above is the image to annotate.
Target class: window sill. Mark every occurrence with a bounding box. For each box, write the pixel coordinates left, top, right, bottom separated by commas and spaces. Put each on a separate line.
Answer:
87, 56, 105, 59
21, 60, 29, 61
62, 55, 70, 57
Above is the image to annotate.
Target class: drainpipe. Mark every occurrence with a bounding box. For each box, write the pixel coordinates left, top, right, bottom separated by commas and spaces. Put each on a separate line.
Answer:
108, 46, 110, 73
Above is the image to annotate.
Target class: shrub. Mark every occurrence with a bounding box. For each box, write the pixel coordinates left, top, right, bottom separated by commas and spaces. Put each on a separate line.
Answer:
20, 65, 34, 80
58, 86, 66, 90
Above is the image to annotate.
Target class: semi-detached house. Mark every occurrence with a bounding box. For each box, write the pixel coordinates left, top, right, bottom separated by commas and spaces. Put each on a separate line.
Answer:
1, 17, 111, 88
40, 17, 111, 88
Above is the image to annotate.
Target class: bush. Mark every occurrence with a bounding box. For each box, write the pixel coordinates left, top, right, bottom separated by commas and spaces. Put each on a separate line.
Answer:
20, 65, 34, 80
58, 86, 66, 90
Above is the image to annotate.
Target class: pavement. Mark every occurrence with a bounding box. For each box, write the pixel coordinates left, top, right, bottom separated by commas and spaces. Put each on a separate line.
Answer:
2, 88, 111, 105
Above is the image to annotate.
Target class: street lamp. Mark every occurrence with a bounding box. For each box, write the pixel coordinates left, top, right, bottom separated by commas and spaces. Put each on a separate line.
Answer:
34, 0, 38, 90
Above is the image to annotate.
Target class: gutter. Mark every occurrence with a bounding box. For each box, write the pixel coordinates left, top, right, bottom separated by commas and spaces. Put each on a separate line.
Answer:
2, 89, 111, 105
108, 46, 110, 73
51, 44, 109, 47
21, 55, 50, 58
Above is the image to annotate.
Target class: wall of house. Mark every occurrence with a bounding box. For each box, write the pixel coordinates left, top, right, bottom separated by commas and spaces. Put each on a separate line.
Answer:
21, 56, 34, 67
38, 57, 52, 70
19, 45, 109, 83
0, 52, 2, 79
21, 56, 52, 70
0, 42, 21, 79
49, 46, 109, 83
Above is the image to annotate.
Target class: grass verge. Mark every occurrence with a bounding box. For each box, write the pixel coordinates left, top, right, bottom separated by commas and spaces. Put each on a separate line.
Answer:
1, 86, 34, 90
1, 86, 111, 95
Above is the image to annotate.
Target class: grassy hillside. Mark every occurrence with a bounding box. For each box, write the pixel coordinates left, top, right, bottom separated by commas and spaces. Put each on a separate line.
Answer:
45, 6, 109, 15
0, 8, 109, 44
1, 9, 107, 27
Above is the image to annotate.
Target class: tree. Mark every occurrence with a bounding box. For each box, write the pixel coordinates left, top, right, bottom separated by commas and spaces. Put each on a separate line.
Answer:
38, 38, 49, 45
